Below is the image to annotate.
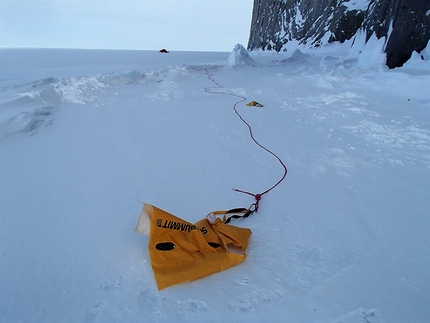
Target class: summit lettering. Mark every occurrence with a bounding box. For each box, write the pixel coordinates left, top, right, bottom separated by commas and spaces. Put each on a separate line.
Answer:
157, 219, 196, 232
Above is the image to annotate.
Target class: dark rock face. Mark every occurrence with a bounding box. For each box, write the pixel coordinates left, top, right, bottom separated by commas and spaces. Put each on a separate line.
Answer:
247, 0, 430, 68
379, 0, 430, 68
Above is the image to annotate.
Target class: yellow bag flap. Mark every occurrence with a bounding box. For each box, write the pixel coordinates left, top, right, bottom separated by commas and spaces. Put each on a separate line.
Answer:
136, 203, 252, 290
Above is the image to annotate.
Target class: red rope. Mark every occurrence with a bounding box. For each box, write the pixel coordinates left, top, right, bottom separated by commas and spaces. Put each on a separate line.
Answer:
204, 66, 287, 211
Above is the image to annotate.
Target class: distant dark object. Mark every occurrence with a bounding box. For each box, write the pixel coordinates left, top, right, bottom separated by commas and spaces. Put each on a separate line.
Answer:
248, 0, 430, 68
159, 49, 169, 53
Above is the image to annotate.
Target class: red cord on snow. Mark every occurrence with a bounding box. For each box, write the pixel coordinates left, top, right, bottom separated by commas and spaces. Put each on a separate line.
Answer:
204, 66, 288, 212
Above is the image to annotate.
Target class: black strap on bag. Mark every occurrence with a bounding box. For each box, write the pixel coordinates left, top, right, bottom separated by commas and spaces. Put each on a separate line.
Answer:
224, 204, 256, 224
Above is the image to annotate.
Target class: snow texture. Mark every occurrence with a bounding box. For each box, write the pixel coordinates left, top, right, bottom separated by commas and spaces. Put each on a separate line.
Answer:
1, 42, 430, 323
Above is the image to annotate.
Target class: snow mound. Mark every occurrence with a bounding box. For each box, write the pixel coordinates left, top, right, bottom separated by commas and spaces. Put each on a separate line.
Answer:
54, 76, 106, 104
0, 66, 193, 139
356, 34, 387, 68
420, 39, 430, 60
227, 44, 255, 67
349, 29, 367, 57
279, 49, 309, 64
0, 106, 55, 139
402, 51, 430, 70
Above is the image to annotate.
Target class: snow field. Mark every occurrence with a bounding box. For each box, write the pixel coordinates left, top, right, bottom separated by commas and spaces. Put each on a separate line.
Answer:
1, 43, 429, 322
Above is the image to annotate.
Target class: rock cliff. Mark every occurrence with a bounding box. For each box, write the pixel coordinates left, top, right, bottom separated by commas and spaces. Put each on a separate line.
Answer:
247, 0, 430, 68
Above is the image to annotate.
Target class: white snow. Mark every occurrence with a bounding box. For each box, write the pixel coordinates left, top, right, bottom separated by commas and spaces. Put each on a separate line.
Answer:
344, 0, 370, 11
295, 7, 304, 27
1, 42, 429, 323
421, 39, 430, 60
356, 34, 387, 68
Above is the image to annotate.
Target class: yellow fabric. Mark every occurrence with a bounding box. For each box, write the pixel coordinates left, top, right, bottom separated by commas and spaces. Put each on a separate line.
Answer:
246, 101, 263, 107
135, 203, 252, 290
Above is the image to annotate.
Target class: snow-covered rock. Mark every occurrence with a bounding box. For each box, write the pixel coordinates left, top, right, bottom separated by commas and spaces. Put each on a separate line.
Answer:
248, 0, 430, 68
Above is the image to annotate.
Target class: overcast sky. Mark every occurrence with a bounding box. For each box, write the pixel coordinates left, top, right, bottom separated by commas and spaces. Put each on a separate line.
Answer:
0, 0, 253, 51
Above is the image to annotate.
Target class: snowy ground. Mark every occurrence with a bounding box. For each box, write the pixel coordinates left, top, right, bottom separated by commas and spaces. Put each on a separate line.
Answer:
1, 41, 429, 323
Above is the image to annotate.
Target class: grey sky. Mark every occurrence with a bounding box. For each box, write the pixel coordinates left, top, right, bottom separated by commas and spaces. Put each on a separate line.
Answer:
0, 0, 253, 51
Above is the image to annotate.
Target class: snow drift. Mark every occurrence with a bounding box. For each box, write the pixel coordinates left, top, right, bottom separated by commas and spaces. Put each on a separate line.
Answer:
1, 43, 429, 323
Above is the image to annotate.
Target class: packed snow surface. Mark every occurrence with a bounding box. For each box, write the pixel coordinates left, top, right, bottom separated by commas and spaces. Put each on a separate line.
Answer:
1, 44, 429, 323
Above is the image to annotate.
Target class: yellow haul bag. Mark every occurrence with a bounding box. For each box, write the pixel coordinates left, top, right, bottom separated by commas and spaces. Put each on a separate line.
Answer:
135, 203, 252, 290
